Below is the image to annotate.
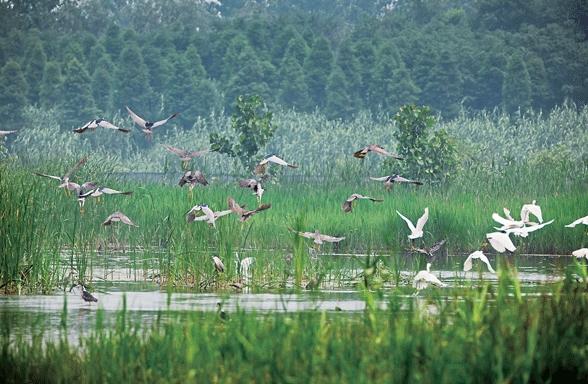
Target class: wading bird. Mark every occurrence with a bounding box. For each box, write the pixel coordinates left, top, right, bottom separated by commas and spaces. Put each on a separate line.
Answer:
69, 284, 98, 304
227, 197, 271, 222
341, 193, 383, 213
353, 144, 403, 160
185, 204, 217, 227
463, 250, 495, 273
212, 256, 225, 273
413, 263, 446, 291
291, 229, 345, 246
239, 179, 264, 202
33, 156, 88, 191
126, 106, 178, 138
486, 232, 516, 253
102, 211, 138, 227
397, 207, 429, 240
162, 144, 208, 169
566, 215, 588, 228
73, 119, 130, 134
370, 174, 422, 191
254, 154, 298, 176
572, 248, 588, 259
0, 130, 17, 137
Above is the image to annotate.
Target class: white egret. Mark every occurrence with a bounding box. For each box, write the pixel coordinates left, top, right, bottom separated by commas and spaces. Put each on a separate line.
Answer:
501, 219, 554, 238
572, 248, 588, 259
396, 207, 429, 240
566, 215, 588, 228
463, 251, 496, 273
486, 232, 516, 253
413, 263, 446, 291
520, 200, 543, 224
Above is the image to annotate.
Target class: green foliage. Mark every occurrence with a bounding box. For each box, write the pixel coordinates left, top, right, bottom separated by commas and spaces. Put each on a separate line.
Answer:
23, 39, 46, 105
39, 61, 63, 109
210, 95, 276, 171
0, 60, 28, 130
502, 53, 532, 113
303, 36, 333, 110
392, 105, 458, 182
115, 45, 152, 114
61, 57, 96, 129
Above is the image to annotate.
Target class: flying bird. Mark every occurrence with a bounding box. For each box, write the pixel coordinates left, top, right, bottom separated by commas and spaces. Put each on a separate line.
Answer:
413, 263, 446, 291
102, 211, 138, 227
499, 219, 554, 238
185, 204, 217, 227
397, 207, 429, 240
520, 200, 543, 224
227, 197, 271, 222
486, 232, 516, 253
291, 229, 345, 245
73, 119, 130, 134
370, 174, 422, 191
239, 179, 264, 202
572, 248, 588, 259
411, 239, 446, 262
186, 208, 232, 225
178, 170, 208, 191
566, 215, 588, 228
463, 251, 496, 273
162, 144, 208, 168
126, 106, 178, 137
33, 156, 88, 191
0, 130, 17, 137
254, 154, 298, 176
341, 193, 383, 213
353, 144, 403, 160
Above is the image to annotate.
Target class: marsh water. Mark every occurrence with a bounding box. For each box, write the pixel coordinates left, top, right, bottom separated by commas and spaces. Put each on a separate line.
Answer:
0, 251, 578, 342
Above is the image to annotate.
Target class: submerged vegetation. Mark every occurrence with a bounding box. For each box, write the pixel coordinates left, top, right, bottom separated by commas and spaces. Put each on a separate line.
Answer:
2, 269, 588, 383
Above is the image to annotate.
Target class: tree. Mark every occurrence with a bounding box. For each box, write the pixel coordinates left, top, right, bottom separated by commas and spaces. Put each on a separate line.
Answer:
390, 104, 458, 182
421, 50, 463, 118
102, 24, 123, 59
185, 44, 207, 79
91, 57, 114, 114
164, 53, 199, 128
502, 53, 532, 113
335, 40, 362, 111
115, 45, 153, 114
225, 48, 275, 109
325, 65, 353, 120
24, 39, 46, 104
39, 61, 63, 109
209, 95, 276, 171
303, 37, 333, 110
0, 60, 28, 130
278, 45, 309, 110
61, 57, 96, 129
87, 42, 107, 75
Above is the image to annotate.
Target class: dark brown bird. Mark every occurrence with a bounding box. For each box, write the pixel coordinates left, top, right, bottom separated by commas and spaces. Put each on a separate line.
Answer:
370, 174, 422, 191
353, 144, 403, 160
102, 211, 138, 227
239, 178, 264, 202
81, 286, 98, 303
342, 193, 383, 213
228, 197, 271, 222
73, 119, 130, 134
411, 239, 446, 263
178, 170, 208, 190
162, 144, 208, 169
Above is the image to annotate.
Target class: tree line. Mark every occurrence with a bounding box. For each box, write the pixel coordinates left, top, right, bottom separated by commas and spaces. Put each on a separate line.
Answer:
0, 0, 586, 132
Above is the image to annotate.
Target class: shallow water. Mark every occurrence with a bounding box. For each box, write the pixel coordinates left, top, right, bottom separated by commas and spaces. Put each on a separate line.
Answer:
0, 252, 579, 342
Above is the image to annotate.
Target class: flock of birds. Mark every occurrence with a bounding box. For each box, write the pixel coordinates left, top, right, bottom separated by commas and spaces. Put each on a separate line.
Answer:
2, 107, 586, 303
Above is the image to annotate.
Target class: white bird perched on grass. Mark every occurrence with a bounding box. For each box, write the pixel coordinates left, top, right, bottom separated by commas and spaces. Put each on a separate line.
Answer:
212, 256, 225, 273
397, 207, 429, 240
520, 200, 543, 224
572, 248, 588, 259
413, 263, 446, 291
566, 215, 588, 228
185, 204, 217, 227
500, 219, 554, 238
463, 251, 496, 273
486, 232, 516, 253
254, 154, 298, 176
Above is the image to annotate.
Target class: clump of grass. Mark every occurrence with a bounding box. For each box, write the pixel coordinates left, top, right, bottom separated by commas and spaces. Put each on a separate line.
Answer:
1, 273, 587, 383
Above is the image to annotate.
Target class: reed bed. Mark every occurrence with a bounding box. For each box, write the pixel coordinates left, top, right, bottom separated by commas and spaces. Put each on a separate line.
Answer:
1, 269, 587, 383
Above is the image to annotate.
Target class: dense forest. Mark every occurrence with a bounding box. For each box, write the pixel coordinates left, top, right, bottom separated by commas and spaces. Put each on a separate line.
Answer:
0, 0, 586, 131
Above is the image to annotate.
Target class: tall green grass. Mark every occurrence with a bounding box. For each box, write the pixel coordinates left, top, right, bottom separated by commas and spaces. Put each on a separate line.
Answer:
1, 270, 587, 383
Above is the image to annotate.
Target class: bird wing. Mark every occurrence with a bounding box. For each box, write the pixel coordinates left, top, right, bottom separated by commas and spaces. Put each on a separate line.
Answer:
396, 210, 416, 232
572, 248, 588, 258
415, 207, 429, 232
367, 196, 384, 203
319, 234, 345, 243
98, 120, 121, 130
463, 252, 474, 272
492, 212, 520, 228
239, 179, 257, 189
392, 175, 420, 184
486, 232, 516, 253
152, 112, 179, 128
478, 252, 495, 273
64, 156, 88, 179
254, 162, 268, 175
194, 171, 208, 185
189, 148, 209, 158
102, 213, 116, 225
522, 219, 554, 233
253, 203, 271, 214
521, 202, 543, 223
33, 172, 62, 181
228, 197, 245, 215
424, 272, 446, 287
162, 144, 187, 157
566, 216, 587, 228
267, 155, 296, 168
370, 176, 390, 181
214, 209, 233, 219
370, 145, 403, 159
342, 199, 353, 213
202, 206, 216, 227
428, 239, 446, 255
99, 187, 132, 195
118, 213, 137, 226
73, 121, 93, 133
353, 147, 369, 158
126, 106, 147, 128
503, 208, 515, 221
178, 172, 190, 186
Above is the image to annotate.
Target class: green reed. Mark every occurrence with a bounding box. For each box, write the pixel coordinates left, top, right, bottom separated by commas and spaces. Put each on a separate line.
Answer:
1, 269, 587, 383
